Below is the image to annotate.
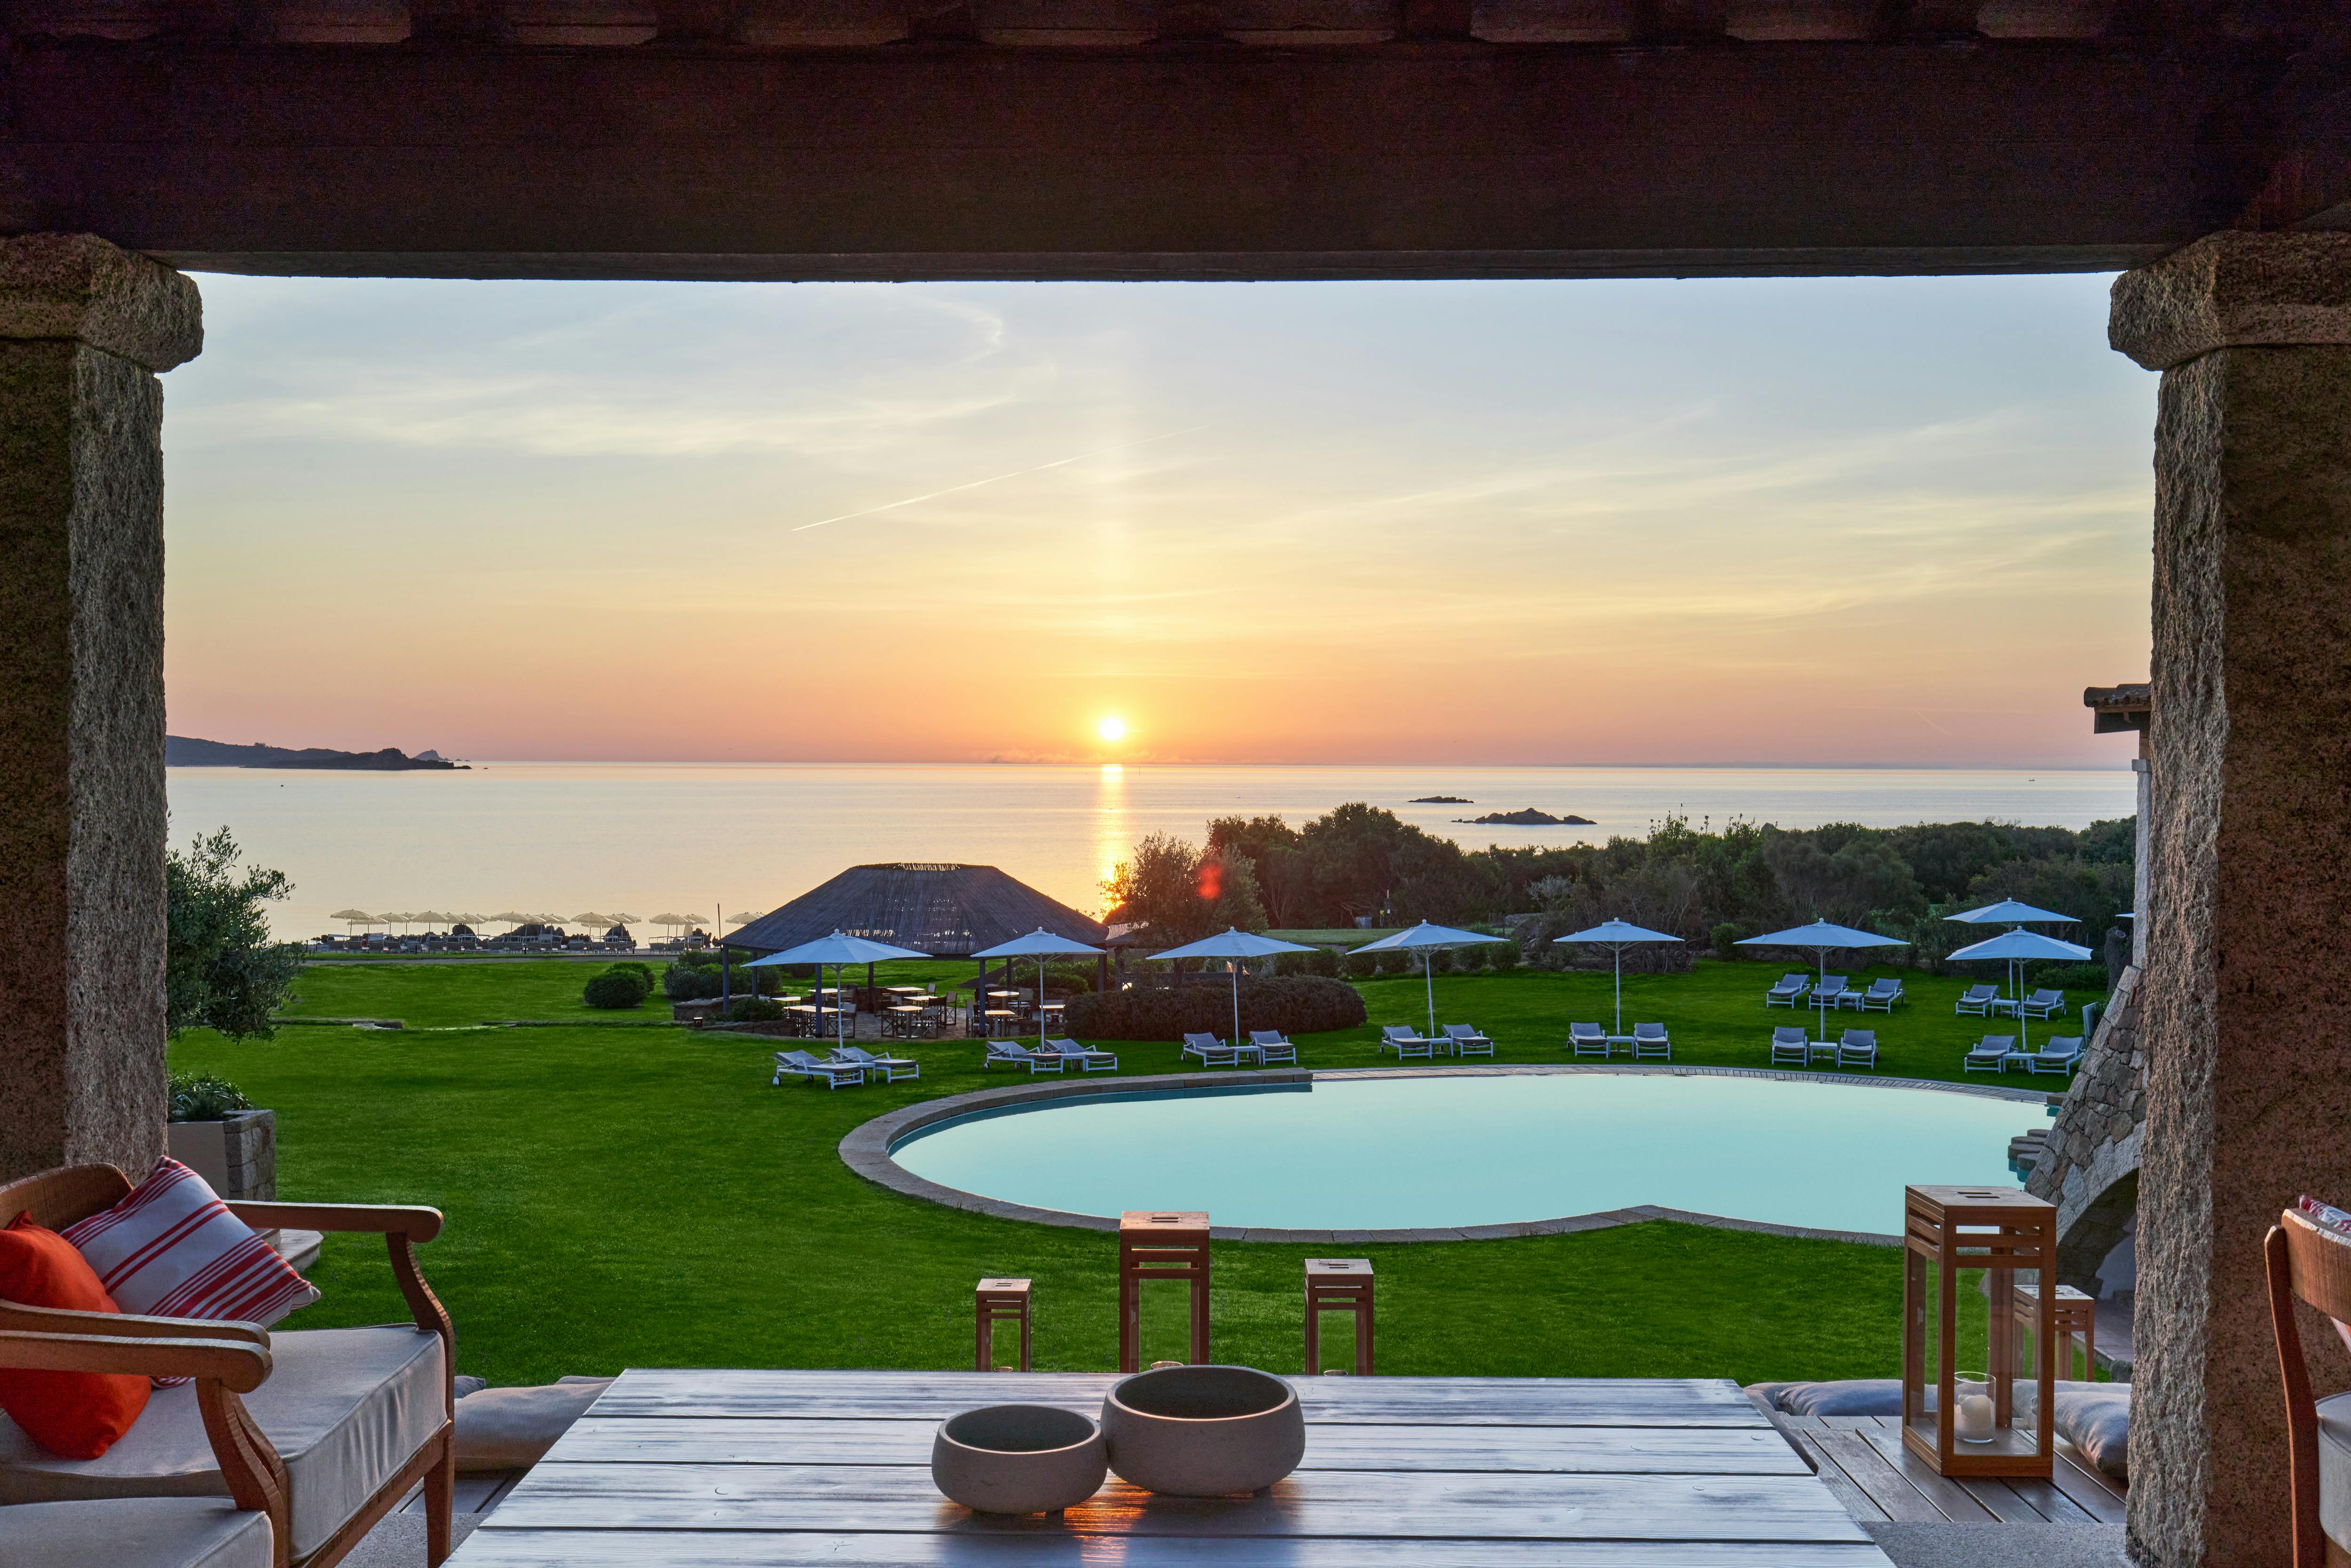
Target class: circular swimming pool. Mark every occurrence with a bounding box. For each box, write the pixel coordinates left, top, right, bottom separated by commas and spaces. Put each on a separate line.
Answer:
887, 1071, 2034, 1237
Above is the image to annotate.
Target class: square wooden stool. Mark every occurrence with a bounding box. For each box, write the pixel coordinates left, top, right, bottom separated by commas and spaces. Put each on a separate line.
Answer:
975, 1277, 1032, 1371
1304, 1257, 1374, 1375
1119, 1211, 1210, 1373
2013, 1280, 2095, 1378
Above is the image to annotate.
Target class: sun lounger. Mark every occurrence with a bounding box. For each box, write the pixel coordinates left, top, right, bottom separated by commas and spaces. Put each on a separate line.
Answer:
1964, 1035, 2022, 1073
1810, 976, 1849, 1008
1837, 1029, 1878, 1068
1856, 977, 1904, 1012
1381, 1025, 1436, 1060
1955, 984, 1999, 1016
2029, 1035, 2084, 1075
1248, 1030, 1300, 1064
985, 1040, 1065, 1074
832, 1044, 919, 1081
1044, 1037, 1119, 1072
1183, 1032, 1249, 1067
1568, 1022, 1608, 1059
1442, 1024, 1495, 1058
2018, 988, 2067, 1019
1771, 1026, 1808, 1066
1765, 973, 1808, 1008
773, 1049, 865, 1089
1632, 1022, 1670, 1060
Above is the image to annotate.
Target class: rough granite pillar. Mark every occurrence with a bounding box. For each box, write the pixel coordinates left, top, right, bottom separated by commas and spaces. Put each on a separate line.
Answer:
2110, 231, 2351, 1568
0, 235, 201, 1182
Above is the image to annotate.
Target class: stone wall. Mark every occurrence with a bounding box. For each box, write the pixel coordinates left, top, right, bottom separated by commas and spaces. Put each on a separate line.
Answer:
2026, 962, 2146, 1292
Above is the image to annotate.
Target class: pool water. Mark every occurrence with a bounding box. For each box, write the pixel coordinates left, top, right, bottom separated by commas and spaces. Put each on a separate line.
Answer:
891, 1073, 2031, 1236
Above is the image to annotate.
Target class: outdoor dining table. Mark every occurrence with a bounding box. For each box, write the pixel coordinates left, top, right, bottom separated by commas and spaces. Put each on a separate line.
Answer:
982, 1009, 1019, 1036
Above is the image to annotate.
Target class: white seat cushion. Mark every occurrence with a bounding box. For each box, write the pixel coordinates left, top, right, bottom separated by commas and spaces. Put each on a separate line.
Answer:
0, 1497, 273, 1568
0, 1326, 444, 1560
2319, 1390, 2351, 1549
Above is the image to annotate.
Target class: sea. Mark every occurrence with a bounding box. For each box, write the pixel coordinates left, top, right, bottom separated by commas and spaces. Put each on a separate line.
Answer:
162, 763, 2138, 940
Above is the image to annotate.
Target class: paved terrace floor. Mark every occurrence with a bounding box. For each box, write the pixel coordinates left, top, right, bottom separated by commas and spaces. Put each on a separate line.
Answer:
443, 1369, 1892, 1566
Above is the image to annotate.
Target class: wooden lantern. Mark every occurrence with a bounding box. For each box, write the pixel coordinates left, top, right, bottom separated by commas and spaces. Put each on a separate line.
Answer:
1901, 1185, 2055, 1478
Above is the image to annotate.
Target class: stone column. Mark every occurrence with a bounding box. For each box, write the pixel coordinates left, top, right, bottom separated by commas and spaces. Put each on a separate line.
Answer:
0, 235, 201, 1182
2109, 231, 2351, 1568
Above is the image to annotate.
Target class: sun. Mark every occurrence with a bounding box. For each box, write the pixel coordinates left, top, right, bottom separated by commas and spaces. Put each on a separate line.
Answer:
1097, 716, 1127, 743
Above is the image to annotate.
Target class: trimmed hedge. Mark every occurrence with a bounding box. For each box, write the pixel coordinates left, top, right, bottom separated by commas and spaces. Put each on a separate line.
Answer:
1063, 976, 1366, 1042
662, 962, 784, 1001
722, 996, 786, 1023
584, 969, 651, 1009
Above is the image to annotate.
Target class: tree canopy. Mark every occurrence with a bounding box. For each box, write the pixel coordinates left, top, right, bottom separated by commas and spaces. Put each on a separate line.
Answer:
167, 827, 304, 1040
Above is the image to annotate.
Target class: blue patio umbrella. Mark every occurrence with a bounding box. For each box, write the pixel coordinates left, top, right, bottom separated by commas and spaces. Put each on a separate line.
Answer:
972, 928, 1105, 1040
1945, 900, 2077, 1011
1355, 921, 1510, 1041
1151, 927, 1318, 1048
1945, 927, 2092, 1050
1553, 920, 1683, 1036
1735, 919, 1910, 1040
746, 930, 930, 1050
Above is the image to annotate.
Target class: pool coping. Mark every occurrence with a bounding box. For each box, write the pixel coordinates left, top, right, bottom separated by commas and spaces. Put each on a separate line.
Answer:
836, 1063, 2055, 1249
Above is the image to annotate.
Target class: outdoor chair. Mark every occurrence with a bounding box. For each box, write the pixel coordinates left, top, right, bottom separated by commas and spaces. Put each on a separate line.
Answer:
2018, 988, 2067, 1019
1248, 1031, 1301, 1064
1856, 977, 1904, 1012
1632, 1022, 1670, 1061
1567, 1023, 1608, 1059
1441, 1024, 1495, 1058
1770, 1026, 1808, 1066
1043, 1037, 1119, 1072
1955, 984, 2000, 1015
2263, 1202, 2351, 1568
1765, 973, 1807, 1008
1380, 1025, 1436, 1060
1837, 1029, 1878, 1069
1963, 1035, 2022, 1073
983, 1041, 1065, 1074
2028, 1036, 2084, 1075
1810, 976, 1849, 1008
774, 1049, 865, 1088
0, 1163, 457, 1568
1182, 1032, 1249, 1067
831, 1044, 918, 1082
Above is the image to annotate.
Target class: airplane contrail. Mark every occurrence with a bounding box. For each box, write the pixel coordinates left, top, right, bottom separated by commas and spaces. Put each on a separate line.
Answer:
791, 426, 1207, 533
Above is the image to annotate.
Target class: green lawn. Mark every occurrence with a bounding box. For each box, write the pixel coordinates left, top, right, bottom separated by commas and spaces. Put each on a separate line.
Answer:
169, 958, 2051, 1387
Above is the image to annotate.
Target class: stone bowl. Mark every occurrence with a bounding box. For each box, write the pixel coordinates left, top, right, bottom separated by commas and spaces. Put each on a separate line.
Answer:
931, 1404, 1107, 1515
1100, 1364, 1305, 1497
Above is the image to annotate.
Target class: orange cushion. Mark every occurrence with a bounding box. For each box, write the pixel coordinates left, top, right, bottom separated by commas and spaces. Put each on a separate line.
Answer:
0, 1211, 150, 1458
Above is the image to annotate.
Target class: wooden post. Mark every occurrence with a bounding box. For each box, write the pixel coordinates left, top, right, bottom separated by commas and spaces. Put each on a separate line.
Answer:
975, 1277, 1031, 1371
1304, 1258, 1374, 1375
1118, 1211, 1209, 1373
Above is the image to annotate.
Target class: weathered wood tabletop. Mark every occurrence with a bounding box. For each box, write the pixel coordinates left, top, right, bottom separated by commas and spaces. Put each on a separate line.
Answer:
454, 1369, 1894, 1566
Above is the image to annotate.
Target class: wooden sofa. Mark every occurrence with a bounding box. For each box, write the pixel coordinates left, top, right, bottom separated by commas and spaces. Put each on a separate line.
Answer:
2267, 1206, 2351, 1568
0, 1164, 454, 1568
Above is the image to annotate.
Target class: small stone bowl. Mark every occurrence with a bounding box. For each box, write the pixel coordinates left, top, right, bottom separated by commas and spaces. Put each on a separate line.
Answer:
1101, 1364, 1305, 1497
931, 1403, 1107, 1515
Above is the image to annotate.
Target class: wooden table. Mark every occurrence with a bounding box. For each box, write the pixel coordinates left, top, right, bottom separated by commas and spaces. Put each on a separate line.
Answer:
455, 1369, 1891, 1566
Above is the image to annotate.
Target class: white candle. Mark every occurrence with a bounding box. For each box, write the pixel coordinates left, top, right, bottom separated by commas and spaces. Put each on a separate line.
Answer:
1955, 1380, 1996, 1444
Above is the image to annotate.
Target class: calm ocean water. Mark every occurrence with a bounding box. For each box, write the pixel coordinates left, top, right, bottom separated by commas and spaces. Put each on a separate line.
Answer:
163, 763, 2136, 939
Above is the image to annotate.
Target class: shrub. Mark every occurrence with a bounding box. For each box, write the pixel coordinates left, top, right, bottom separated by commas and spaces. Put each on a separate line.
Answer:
661, 962, 781, 1001
167, 1071, 253, 1123
1489, 943, 1520, 972
1063, 976, 1366, 1041
1711, 922, 1744, 961
1452, 946, 1487, 974
722, 996, 786, 1023
2032, 962, 2109, 993
584, 969, 651, 1009
607, 960, 655, 991
1341, 949, 1378, 979
1375, 950, 1412, 977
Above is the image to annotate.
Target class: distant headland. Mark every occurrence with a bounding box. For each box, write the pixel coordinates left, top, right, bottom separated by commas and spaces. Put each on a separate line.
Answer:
1455, 806, 1594, 826
166, 736, 466, 771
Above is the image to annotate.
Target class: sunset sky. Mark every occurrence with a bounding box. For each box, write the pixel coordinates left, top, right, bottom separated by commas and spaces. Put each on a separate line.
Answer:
161, 272, 2154, 767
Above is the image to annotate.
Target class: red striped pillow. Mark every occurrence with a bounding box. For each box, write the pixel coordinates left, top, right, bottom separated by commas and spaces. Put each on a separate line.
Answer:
63, 1159, 320, 1371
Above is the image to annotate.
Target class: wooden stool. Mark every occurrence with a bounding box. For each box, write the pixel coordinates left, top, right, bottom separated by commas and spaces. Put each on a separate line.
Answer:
1304, 1258, 1374, 1375
975, 1277, 1031, 1371
1118, 1211, 1209, 1374
2013, 1281, 2095, 1377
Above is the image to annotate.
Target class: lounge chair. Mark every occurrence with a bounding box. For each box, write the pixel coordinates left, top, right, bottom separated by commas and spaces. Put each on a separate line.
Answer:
1765, 973, 1808, 1008
1963, 1036, 2022, 1073
1856, 977, 1904, 1012
1837, 1028, 1878, 1069
2029, 1036, 2085, 1075
1955, 984, 1999, 1016
2018, 988, 2067, 1019
1044, 1037, 1119, 1072
832, 1044, 918, 1082
1248, 1030, 1300, 1064
1632, 1022, 1670, 1060
984, 1041, 1065, 1074
1183, 1032, 1248, 1067
774, 1049, 866, 1088
1441, 1024, 1495, 1058
1770, 1025, 1808, 1066
1380, 1025, 1436, 1060
1567, 1022, 1608, 1059
1810, 976, 1849, 1008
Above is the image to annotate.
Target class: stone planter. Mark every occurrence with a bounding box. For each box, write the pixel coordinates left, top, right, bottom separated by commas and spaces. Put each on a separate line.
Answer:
166, 1109, 276, 1200
930, 1404, 1107, 1514
1100, 1365, 1305, 1497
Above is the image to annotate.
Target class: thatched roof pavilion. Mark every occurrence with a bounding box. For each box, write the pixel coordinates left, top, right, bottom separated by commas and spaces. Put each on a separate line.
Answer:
725, 863, 1106, 959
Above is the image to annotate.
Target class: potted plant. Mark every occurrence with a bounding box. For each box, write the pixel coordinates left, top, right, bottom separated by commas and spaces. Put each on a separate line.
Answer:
164, 1071, 276, 1202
